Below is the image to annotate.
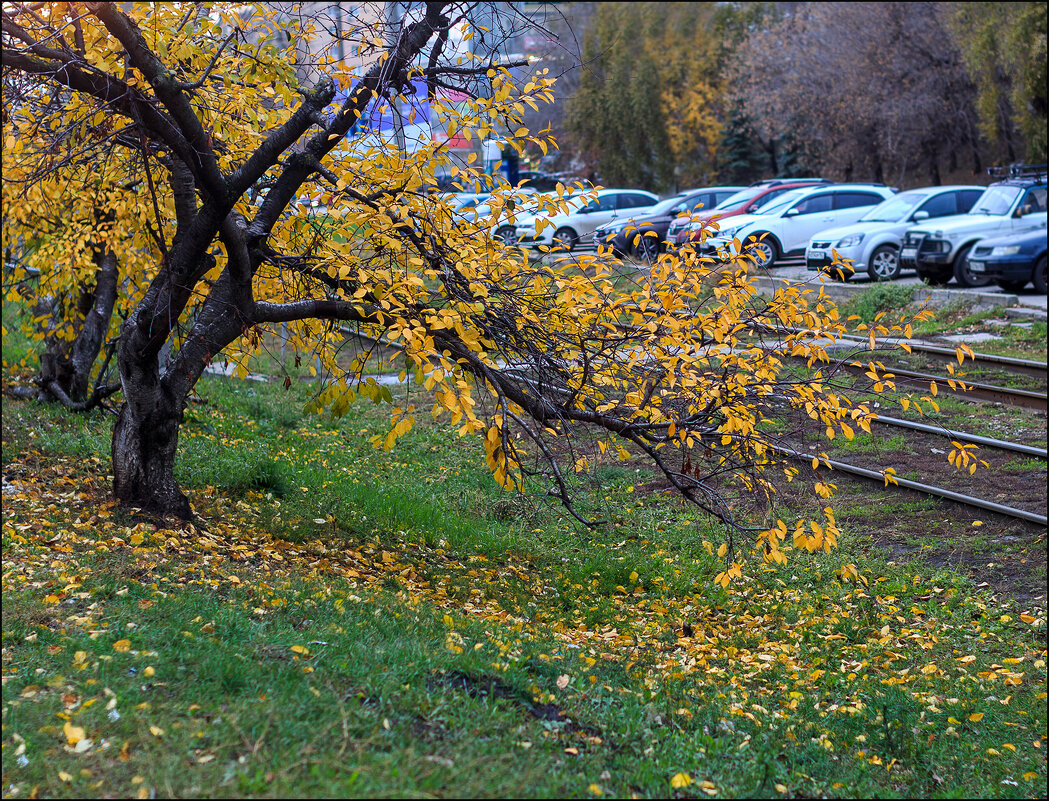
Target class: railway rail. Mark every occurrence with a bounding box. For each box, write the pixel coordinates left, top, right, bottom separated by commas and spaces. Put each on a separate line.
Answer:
777, 442, 1047, 527
827, 331, 1048, 380
831, 361, 1048, 412
870, 414, 1047, 459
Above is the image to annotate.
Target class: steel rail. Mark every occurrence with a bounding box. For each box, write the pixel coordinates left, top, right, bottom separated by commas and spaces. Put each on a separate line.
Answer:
829, 361, 1048, 411
754, 323, 1048, 379
871, 414, 1048, 459
832, 333, 1048, 379
776, 444, 1048, 526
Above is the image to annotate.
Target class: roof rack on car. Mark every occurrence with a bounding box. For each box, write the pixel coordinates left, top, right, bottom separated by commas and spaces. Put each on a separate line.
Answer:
748, 177, 831, 187
986, 164, 1048, 179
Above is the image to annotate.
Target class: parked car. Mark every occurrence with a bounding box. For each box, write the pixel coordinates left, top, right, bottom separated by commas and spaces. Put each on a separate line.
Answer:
966, 229, 1047, 293
701, 184, 897, 268
518, 171, 570, 193
667, 179, 832, 248
900, 165, 1048, 287
513, 188, 660, 251
447, 192, 492, 211
458, 188, 545, 242
804, 185, 984, 281
593, 186, 745, 261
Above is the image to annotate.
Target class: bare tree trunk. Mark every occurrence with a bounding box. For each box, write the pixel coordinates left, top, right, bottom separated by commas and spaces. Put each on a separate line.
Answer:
111, 388, 191, 519
68, 251, 119, 401
37, 250, 121, 408
111, 271, 246, 520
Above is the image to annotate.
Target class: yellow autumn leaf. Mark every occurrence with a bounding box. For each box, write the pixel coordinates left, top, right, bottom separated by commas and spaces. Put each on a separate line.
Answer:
290, 645, 309, 655
968, 712, 984, 722
149, 725, 165, 737
670, 772, 692, 789
63, 721, 86, 745
113, 639, 131, 652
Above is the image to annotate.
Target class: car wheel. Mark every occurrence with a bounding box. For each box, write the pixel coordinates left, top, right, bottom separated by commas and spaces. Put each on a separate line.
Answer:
916, 265, 953, 286
635, 235, 660, 264
952, 244, 991, 288
745, 235, 778, 269
552, 227, 578, 251
1034, 256, 1047, 294
495, 225, 516, 245
996, 280, 1028, 293
869, 245, 901, 281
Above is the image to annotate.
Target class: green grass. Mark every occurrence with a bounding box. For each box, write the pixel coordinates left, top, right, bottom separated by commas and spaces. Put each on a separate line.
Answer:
839, 284, 918, 325
3, 312, 1047, 798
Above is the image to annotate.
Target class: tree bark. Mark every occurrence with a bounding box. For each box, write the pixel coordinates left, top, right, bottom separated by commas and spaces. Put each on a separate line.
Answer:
111, 388, 191, 519
110, 268, 248, 520
69, 250, 119, 401
110, 278, 194, 519
37, 250, 120, 406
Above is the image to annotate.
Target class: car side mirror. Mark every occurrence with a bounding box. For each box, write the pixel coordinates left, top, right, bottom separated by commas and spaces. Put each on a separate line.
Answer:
785, 208, 800, 217
577, 207, 593, 214
911, 210, 930, 221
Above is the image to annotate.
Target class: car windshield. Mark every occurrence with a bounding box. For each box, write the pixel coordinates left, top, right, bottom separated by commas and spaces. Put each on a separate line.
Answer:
712, 185, 766, 211
648, 195, 691, 215
759, 189, 811, 216
469, 193, 547, 221
970, 185, 1022, 215
860, 192, 928, 222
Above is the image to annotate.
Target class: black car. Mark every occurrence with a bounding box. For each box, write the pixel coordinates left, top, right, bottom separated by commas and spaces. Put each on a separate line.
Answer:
593, 186, 745, 262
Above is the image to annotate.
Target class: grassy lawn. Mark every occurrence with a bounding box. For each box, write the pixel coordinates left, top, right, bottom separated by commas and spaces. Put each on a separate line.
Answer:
2, 316, 1047, 798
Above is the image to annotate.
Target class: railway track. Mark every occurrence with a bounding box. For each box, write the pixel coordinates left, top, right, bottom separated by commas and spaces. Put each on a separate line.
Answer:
338, 318, 1046, 523
831, 361, 1047, 412
827, 331, 1048, 380
749, 324, 1047, 411
870, 414, 1047, 459
777, 442, 1047, 527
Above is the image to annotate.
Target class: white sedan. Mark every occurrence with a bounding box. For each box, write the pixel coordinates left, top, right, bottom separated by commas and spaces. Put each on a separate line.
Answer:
513, 188, 659, 251
701, 184, 897, 268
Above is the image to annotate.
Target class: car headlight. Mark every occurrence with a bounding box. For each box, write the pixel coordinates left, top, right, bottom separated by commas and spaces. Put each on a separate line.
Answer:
836, 233, 864, 248
989, 245, 1021, 256
717, 226, 744, 240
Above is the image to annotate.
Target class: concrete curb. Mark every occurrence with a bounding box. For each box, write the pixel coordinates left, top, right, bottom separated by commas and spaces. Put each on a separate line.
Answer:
1004, 306, 1048, 321
749, 275, 1023, 310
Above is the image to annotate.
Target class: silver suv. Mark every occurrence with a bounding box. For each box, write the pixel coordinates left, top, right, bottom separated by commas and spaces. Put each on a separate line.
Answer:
900, 166, 1048, 287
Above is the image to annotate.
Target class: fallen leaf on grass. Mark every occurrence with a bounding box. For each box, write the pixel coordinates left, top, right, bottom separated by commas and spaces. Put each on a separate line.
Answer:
63, 721, 85, 746
670, 772, 692, 789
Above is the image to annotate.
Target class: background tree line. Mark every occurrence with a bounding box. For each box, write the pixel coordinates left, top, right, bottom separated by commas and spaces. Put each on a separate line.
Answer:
527, 1, 1047, 191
